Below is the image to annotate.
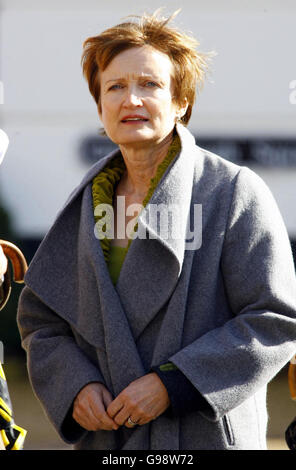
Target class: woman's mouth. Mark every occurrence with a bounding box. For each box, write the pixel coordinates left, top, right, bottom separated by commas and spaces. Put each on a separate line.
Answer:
121, 115, 149, 123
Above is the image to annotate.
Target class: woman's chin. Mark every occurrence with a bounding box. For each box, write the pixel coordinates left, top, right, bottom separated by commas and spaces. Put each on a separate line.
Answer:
112, 130, 157, 147
109, 127, 175, 149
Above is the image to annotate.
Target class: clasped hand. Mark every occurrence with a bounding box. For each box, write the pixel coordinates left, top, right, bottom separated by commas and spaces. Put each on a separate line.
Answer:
72, 373, 170, 431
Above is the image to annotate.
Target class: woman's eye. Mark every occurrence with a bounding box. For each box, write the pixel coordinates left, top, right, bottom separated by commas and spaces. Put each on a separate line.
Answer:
144, 81, 158, 88
109, 84, 123, 90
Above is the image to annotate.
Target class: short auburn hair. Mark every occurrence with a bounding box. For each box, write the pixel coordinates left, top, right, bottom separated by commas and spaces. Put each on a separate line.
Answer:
81, 9, 213, 125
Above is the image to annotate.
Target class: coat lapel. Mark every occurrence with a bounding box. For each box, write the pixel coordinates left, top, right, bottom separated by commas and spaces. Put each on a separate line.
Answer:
84, 185, 147, 391
23, 150, 120, 350
115, 123, 199, 340
24, 124, 201, 349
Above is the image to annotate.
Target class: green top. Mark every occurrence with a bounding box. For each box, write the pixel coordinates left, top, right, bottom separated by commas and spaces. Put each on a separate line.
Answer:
92, 134, 181, 284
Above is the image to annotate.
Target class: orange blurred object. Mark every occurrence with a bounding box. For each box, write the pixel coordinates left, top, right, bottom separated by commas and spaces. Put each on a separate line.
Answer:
0, 240, 27, 311
288, 356, 296, 401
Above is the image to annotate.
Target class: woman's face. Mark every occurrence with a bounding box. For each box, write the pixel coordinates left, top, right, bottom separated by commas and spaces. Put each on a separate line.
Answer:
98, 46, 185, 148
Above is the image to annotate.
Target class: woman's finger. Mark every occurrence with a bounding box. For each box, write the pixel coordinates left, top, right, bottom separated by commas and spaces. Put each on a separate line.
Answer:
73, 382, 118, 431
102, 388, 114, 409
107, 397, 124, 419
124, 416, 140, 428
112, 404, 134, 426
90, 395, 118, 430
73, 404, 102, 431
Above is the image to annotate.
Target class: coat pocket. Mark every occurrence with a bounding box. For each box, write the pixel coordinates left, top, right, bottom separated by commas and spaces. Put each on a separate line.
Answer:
222, 414, 234, 446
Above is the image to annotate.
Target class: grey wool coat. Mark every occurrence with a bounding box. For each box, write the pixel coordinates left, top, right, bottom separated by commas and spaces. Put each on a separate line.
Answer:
17, 123, 296, 450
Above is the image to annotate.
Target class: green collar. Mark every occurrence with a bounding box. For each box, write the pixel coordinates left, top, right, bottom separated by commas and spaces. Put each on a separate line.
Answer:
92, 134, 181, 263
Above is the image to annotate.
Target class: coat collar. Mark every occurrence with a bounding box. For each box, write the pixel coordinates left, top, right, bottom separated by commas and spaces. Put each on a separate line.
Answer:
115, 123, 200, 339
24, 124, 202, 345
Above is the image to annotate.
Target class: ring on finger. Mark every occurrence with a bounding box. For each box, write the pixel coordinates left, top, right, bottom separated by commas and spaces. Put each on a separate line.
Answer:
127, 416, 138, 427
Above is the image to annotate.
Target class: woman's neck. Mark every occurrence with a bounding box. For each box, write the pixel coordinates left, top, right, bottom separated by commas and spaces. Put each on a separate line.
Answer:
118, 131, 174, 198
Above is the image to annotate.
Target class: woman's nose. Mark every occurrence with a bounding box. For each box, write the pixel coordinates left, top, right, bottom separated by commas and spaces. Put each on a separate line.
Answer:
123, 86, 143, 106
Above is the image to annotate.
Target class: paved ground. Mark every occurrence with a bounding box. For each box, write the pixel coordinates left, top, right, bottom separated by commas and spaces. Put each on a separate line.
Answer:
3, 356, 295, 450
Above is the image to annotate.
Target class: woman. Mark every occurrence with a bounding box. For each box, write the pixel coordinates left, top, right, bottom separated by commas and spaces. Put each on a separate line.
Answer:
17, 11, 296, 450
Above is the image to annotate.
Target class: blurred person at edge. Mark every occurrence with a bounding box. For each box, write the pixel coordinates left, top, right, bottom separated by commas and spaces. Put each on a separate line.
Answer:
0, 129, 9, 451
0, 246, 7, 451
0, 129, 27, 450
17, 10, 296, 450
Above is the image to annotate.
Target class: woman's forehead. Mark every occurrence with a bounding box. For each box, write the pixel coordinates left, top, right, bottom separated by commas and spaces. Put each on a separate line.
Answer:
101, 46, 174, 82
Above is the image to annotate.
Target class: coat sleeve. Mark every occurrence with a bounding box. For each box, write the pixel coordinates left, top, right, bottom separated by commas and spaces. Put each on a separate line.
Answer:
17, 285, 105, 444
169, 166, 296, 421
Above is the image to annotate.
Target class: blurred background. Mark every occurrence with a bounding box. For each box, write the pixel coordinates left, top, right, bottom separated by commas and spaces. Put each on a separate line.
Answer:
0, 0, 296, 450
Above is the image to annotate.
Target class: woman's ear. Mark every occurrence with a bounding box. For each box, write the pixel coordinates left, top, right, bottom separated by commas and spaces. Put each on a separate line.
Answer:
176, 98, 189, 121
